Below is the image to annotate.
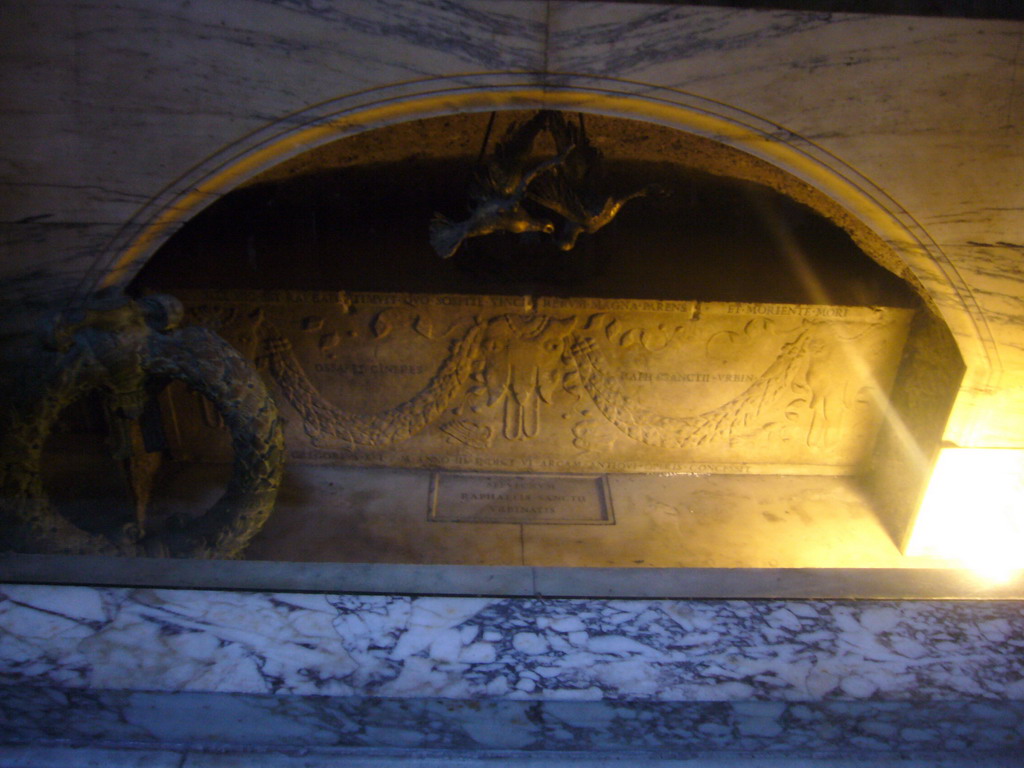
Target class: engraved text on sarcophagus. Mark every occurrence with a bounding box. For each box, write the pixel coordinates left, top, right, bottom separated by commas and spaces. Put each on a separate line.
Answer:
162, 291, 913, 475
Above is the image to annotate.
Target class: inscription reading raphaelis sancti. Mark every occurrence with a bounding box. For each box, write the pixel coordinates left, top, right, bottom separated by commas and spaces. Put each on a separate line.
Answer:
165, 290, 914, 475
429, 473, 612, 524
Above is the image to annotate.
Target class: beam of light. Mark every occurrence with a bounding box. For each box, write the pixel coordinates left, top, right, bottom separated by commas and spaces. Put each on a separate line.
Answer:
750, 190, 932, 479
749, 194, 1022, 584
906, 448, 1024, 582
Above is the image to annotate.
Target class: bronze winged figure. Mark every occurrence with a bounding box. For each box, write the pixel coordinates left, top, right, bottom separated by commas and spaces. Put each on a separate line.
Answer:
527, 111, 662, 251
430, 113, 571, 260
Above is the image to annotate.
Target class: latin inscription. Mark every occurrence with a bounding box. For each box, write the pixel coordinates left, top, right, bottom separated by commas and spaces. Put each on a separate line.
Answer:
314, 362, 427, 375
172, 289, 914, 475
429, 472, 613, 524
725, 302, 850, 318
619, 371, 756, 383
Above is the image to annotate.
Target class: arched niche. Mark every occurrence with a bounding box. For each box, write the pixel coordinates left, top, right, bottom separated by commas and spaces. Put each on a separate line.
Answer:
107, 96, 966, 571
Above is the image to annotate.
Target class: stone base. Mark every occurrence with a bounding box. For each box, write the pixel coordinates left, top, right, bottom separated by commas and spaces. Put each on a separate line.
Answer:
2, 585, 1023, 760
3, 687, 1024, 758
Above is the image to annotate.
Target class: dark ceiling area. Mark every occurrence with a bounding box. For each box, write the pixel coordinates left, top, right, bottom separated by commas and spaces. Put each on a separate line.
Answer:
133, 112, 918, 309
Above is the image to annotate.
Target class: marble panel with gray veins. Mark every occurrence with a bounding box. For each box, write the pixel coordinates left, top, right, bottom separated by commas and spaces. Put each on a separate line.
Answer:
2, 585, 1024, 703
3, 686, 1023, 754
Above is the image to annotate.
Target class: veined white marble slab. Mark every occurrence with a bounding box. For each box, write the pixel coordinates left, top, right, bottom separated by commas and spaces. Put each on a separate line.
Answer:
4, 684, 1022, 754
0, 0, 547, 226
2, 584, 1023, 703
2, 744, 1021, 768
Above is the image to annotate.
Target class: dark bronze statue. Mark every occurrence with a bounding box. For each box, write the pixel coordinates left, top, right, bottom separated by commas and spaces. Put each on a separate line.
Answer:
430, 110, 659, 259
0, 293, 285, 558
528, 111, 662, 251
430, 112, 571, 259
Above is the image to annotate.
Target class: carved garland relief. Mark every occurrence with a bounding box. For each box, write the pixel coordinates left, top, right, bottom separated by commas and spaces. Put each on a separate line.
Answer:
168, 290, 913, 476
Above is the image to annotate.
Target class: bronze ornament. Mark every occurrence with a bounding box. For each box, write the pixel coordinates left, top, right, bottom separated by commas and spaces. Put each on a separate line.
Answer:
0, 294, 285, 558
430, 111, 657, 259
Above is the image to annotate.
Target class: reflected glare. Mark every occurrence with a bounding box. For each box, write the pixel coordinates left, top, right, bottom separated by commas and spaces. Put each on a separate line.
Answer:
907, 448, 1024, 582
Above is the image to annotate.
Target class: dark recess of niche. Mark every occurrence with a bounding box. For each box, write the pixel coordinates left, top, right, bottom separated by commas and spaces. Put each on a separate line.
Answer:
131, 160, 918, 310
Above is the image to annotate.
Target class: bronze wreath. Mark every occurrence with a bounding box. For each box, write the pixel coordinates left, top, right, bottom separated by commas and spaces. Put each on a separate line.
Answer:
0, 294, 284, 559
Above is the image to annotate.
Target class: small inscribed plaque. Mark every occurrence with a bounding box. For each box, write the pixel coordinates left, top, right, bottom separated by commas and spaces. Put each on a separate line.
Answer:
429, 472, 613, 525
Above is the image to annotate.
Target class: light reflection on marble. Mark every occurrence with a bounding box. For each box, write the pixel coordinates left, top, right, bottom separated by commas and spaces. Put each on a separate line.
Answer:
3, 584, 1024, 703
545, 3, 1024, 446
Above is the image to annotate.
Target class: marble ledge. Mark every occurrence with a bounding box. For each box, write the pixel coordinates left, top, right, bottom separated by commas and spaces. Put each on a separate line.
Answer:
2, 584, 1024, 703
5, 555, 1024, 600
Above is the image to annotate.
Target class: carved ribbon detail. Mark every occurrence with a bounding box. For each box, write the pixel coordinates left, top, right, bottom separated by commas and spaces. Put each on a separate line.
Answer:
570, 330, 815, 448
263, 321, 483, 447
477, 314, 576, 440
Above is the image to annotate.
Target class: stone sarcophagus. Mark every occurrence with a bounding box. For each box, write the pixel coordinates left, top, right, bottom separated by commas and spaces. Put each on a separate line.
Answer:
162, 289, 913, 476
0, 102, 979, 585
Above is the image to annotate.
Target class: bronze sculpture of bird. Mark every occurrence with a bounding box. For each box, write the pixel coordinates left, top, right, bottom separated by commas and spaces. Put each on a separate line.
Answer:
527, 111, 663, 250
430, 113, 572, 260
429, 110, 662, 258
527, 175, 661, 251
429, 198, 556, 261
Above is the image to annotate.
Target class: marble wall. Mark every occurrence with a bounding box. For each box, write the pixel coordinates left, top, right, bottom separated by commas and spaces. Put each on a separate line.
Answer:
1, 0, 1022, 447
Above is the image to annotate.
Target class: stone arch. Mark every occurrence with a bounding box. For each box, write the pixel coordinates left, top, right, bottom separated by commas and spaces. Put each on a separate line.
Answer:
96, 76, 983, 544
93, 75, 991, 395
